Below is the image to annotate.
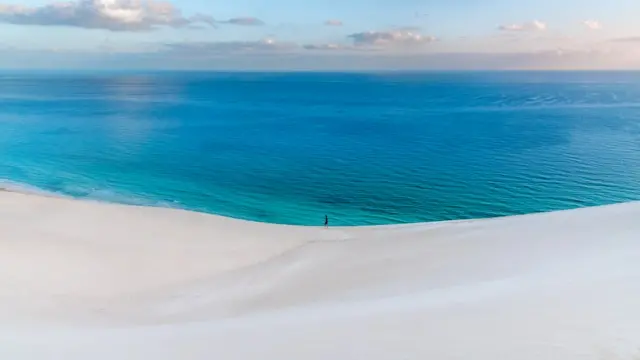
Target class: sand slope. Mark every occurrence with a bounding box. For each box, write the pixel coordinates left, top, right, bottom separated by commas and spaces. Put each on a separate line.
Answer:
0, 191, 639, 359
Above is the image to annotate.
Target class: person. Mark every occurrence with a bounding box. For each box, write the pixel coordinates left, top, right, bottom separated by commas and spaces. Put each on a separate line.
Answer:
324, 215, 329, 228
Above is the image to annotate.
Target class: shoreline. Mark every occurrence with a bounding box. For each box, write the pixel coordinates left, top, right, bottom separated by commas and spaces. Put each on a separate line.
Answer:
1, 178, 636, 228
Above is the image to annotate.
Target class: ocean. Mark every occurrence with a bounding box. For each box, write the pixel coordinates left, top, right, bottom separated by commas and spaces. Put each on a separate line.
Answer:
0, 71, 638, 225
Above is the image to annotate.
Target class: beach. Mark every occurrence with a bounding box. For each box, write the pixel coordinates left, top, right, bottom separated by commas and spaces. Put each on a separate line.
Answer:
1, 190, 639, 359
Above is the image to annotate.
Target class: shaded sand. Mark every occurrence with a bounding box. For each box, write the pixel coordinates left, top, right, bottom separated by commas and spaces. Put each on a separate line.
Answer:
0, 190, 639, 359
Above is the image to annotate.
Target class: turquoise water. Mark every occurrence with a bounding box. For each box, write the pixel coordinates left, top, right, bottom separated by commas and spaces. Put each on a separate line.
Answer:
0, 71, 639, 225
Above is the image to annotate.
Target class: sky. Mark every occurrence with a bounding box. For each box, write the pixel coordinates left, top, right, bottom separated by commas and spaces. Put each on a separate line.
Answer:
0, 0, 639, 70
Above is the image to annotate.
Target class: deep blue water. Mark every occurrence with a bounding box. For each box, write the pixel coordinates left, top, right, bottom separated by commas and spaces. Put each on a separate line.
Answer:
0, 71, 639, 225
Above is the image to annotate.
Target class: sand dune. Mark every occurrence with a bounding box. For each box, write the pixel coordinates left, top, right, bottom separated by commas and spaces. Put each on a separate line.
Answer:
0, 190, 639, 359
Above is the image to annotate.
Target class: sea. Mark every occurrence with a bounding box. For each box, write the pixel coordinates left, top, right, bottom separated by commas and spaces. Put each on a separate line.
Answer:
0, 71, 638, 226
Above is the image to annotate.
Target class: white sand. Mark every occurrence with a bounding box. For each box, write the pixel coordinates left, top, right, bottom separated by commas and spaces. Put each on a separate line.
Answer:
0, 190, 639, 359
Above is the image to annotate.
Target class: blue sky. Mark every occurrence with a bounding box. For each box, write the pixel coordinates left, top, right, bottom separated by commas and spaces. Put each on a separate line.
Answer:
0, 0, 638, 69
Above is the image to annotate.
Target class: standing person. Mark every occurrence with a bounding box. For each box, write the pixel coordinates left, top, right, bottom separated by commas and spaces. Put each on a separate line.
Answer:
324, 215, 329, 228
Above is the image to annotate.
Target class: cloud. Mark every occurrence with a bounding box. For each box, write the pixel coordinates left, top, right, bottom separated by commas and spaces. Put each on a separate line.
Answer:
304, 27, 436, 53
324, 19, 342, 26
347, 28, 436, 49
609, 36, 640, 43
302, 43, 376, 52
302, 43, 378, 53
303, 43, 346, 50
221, 17, 264, 26
0, 0, 214, 31
498, 20, 547, 32
164, 38, 297, 55
583, 20, 601, 30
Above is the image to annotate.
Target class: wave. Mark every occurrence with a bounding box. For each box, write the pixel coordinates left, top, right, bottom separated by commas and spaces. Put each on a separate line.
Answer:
0, 178, 180, 210
0, 179, 65, 198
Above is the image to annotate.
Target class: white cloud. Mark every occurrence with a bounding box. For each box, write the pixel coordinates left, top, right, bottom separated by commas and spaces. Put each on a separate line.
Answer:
0, 0, 214, 31
583, 20, 602, 30
221, 17, 264, 26
324, 19, 343, 26
499, 20, 547, 32
348, 28, 436, 49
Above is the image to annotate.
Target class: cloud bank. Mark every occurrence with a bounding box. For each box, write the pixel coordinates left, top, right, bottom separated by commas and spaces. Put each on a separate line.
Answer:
7, 47, 634, 71
499, 20, 547, 32
301, 27, 435, 53
161, 27, 438, 57
303, 43, 346, 50
221, 17, 264, 26
348, 28, 436, 49
165, 38, 296, 55
609, 36, 640, 43
582, 20, 601, 30
0, 0, 214, 31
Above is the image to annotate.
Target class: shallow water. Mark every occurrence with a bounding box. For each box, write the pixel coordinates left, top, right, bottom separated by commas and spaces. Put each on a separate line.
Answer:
0, 71, 639, 225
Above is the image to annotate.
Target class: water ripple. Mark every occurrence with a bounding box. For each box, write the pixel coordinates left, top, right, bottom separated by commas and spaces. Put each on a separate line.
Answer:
0, 71, 639, 225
